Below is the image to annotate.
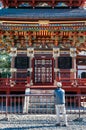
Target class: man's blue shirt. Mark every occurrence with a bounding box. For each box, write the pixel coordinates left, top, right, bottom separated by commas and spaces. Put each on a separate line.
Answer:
54, 88, 65, 105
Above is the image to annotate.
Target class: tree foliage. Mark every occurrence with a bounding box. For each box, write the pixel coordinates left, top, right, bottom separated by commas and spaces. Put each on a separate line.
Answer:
0, 52, 11, 77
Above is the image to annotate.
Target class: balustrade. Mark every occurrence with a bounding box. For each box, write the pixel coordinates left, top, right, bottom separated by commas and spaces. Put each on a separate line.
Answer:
0, 77, 86, 88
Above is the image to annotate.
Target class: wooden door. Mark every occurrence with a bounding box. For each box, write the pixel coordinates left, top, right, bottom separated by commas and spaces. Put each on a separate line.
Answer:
33, 58, 54, 85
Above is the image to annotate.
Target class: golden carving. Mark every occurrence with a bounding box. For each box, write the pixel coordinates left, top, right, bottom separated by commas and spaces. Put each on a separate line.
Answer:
38, 20, 49, 25
0, 29, 85, 54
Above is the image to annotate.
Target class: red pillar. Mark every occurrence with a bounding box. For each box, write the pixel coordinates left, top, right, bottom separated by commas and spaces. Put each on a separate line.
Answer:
6, 87, 10, 106
5, 0, 9, 7
14, 0, 18, 8
69, 0, 72, 7
2, 0, 6, 8
52, 0, 55, 8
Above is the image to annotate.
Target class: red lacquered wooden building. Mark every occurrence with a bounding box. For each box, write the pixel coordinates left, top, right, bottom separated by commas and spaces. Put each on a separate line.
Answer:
0, 0, 86, 95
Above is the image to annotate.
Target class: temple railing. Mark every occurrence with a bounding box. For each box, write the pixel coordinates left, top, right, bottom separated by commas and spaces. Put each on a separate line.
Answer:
0, 94, 86, 116
0, 78, 86, 88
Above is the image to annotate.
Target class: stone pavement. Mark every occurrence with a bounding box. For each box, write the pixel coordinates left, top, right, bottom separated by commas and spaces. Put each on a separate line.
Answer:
0, 114, 86, 130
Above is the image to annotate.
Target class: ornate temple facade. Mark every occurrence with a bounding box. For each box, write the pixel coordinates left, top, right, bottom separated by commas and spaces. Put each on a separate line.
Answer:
0, 0, 86, 95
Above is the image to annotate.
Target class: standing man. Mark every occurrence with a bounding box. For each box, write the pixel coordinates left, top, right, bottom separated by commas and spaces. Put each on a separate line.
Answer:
54, 82, 68, 126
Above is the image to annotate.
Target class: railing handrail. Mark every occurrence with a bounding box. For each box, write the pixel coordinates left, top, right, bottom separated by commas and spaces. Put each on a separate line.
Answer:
0, 94, 86, 97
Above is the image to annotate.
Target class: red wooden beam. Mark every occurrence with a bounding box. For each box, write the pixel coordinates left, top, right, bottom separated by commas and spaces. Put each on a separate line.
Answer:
1, 0, 84, 8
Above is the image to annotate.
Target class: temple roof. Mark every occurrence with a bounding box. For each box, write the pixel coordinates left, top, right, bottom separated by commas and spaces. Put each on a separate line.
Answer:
0, 8, 86, 20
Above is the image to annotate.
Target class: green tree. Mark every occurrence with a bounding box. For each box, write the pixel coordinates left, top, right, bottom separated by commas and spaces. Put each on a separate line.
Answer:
0, 52, 11, 78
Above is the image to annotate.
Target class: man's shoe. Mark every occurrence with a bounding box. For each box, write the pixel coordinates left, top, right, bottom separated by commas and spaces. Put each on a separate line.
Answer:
55, 123, 60, 126
63, 124, 68, 127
